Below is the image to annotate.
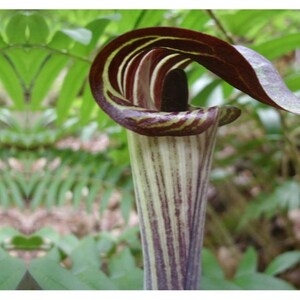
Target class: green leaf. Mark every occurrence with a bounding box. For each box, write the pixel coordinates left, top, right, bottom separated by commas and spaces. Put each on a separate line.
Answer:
61, 28, 92, 45
27, 13, 49, 44
265, 251, 300, 276
45, 247, 62, 262
56, 60, 89, 124
222, 81, 234, 99
105, 165, 125, 184
11, 235, 44, 250
0, 256, 26, 290
285, 73, 300, 92
234, 273, 295, 290
111, 268, 143, 290
235, 247, 258, 277
0, 181, 9, 209
85, 184, 101, 212
30, 172, 52, 209
13, 173, 28, 198
45, 166, 65, 208
5, 13, 27, 44
85, 18, 110, 52
100, 188, 113, 214
57, 172, 76, 205
180, 10, 210, 31
219, 10, 284, 39
0, 55, 24, 109
71, 18, 111, 56
97, 232, 116, 254
0, 248, 8, 260
116, 10, 142, 32
108, 248, 143, 290
31, 54, 69, 109
34, 227, 60, 245
5, 12, 49, 45
3, 49, 27, 87
201, 276, 240, 290
29, 257, 90, 290
57, 234, 79, 256
72, 169, 91, 209
0, 227, 19, 243
120, 192, 133, 223
108, 248, 136, 277
202, 248, 224, 279
0, 34, 7, 48
75, 269, 117, 290
48, 31, 74, 50
94, 161, 111, 180
2, 172, 24, 208
276, 181, 300, 210
26, 171, 45, 198
117, 227, 141, 251
134, 10, 166, 29
252, 33, 300, 60
80, 84, 96, 125
71, 236, 101, 274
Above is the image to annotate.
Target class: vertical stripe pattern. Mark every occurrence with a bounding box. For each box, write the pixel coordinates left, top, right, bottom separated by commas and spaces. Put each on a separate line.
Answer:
127, 119, 218, 289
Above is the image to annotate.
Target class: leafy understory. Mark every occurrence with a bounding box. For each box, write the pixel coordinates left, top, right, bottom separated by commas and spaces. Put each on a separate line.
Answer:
1, 225, 299, 290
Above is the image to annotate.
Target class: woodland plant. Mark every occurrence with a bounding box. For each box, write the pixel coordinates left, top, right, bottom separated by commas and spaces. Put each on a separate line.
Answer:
89, 27, 300, 290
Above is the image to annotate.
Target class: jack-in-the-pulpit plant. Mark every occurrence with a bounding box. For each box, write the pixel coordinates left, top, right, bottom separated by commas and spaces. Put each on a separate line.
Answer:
89, 27, 300, 290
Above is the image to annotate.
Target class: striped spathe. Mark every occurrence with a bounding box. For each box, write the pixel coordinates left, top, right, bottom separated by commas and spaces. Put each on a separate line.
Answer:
127, 120, 218, 289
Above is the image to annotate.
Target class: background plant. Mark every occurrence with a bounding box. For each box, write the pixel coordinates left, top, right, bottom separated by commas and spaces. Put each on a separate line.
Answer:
0, 9, 299, 290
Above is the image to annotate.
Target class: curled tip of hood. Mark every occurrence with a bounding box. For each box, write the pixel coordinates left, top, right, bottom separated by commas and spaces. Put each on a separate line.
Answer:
90, 27, 298, 136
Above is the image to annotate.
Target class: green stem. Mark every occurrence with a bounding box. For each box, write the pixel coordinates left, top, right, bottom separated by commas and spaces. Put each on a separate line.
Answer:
0, 44, 92, 64
205, 10, 236, 44
127, 120, 219, 290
